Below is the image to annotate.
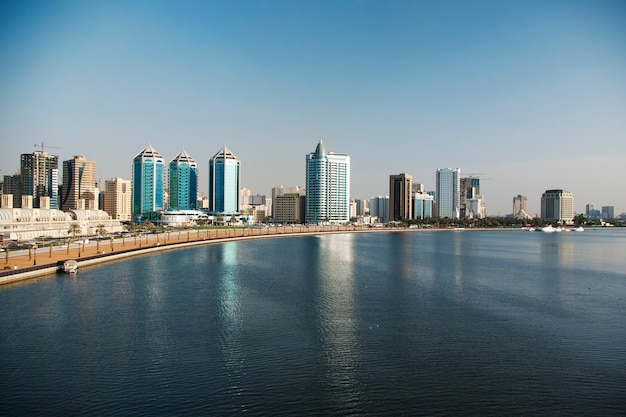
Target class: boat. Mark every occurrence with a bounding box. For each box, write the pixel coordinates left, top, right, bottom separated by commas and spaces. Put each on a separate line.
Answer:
540, 225, 555, 233
63, 260, 78, 274
573, 226, 585, 232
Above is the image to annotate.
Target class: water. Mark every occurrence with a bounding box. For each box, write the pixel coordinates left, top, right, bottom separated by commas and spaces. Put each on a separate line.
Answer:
1, 230, 625, 416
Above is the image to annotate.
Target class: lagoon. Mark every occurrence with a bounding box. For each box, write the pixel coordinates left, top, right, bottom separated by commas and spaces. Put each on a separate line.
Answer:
1, 229, 625, 416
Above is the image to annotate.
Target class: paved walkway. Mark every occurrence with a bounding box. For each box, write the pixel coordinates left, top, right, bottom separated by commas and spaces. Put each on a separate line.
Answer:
2, 225, 360, 272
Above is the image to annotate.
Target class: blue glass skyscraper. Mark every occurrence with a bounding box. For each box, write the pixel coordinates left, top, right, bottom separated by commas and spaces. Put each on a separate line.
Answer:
132, 144, 164, 217
169, 150, 198, 210
209, 146, 240, 214
305, 139, 350, 224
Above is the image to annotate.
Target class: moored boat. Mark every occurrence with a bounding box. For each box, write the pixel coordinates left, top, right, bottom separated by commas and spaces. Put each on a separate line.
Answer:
63, 260, 78, 274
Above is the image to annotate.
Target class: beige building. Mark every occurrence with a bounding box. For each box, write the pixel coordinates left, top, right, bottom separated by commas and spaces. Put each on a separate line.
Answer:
274, 193, 305, 224
61, 155, 97, 211
541, 189, 574, 223
272, 185, 304, 219
103, 178, 132, 221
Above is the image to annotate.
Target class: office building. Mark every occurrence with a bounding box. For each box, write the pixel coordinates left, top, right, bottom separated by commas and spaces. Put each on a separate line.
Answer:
389, 173, 413, 221
414, 192, 434, 219
601, 206, 615, 219
209, 146, 240, 214
272, 185, 304, 219
61, 155, 96, 211
275, 193, 306, 224
369, 196, 389, 223
2, 174, 22, 208
20, 151, 59, 209
132, 144, 165, 217
305, 139, 350, 224
541, 189, 574, 223
436, 168, 460, 219
169, 150, 198, 210
103, 177, 132, 221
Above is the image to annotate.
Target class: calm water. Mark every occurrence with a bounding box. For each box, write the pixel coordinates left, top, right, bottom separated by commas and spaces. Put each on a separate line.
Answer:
1, 230, 625, 416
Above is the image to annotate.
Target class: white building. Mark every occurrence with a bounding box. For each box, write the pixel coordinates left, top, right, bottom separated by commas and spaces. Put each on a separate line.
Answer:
436, 168, 460, 219
305, 139, 350, 224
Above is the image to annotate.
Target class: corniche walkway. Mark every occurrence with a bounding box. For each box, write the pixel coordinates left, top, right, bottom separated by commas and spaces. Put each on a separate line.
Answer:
0, 225, 403, 286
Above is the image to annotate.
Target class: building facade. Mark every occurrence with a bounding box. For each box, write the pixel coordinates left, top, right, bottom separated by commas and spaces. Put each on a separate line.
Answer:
389, 173, 413, 221
305, 140, 350, 224
272, 185, 304, 219
541, 189, 574, 223
414, 192, 434, 219
20, 151, 59, 209
169, 150, 198, 210
209, 146, 240, 214
436, 168, 460, 219
103, 178, 132, 221
274, 193, 306, 224
132, 145, 165, 217
369, 196, 389, 223
61, 155, 96, 211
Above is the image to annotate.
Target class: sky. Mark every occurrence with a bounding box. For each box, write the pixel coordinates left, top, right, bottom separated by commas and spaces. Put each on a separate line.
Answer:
1, 0, 625, 216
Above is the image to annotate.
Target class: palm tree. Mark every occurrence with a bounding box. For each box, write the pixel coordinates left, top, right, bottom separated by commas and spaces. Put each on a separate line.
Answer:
96, 224, 107, 236
67, 223, 82, 255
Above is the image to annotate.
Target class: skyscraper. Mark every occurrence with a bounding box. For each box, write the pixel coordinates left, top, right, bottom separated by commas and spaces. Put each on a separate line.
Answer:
541, 189, 574, 223
20, 151, 59, 208
389, 173, 413, 221
436, 168, 460, 219
169, 150, 198, 210
104, 177, 132, 221
132, 145, 165, 217
305, 139, 350, 224
61, 155, 96, 210
209, 146, 240, 214
513, 195, 529, 218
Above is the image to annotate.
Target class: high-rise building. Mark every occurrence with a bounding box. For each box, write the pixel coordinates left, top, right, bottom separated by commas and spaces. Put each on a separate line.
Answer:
601, 206, 615, 219
436, 168, 460, 219
209, 146, 240, 214
20, 151, 59, 209
541, 189, 574, 223
104, 178, 132, 221
414, 192, 434, 219
460, 176, 480, 218
513, 195, 527, 216
61, 155, 96, 210
275, 193, 306, 224
2, 174, 22, 208
132, 144, 165, 217
389, 173, 413, 221
272, 185, 304, 219
169, 150, 198, 210
305, 139, 350, 224
369, 196, 389, 223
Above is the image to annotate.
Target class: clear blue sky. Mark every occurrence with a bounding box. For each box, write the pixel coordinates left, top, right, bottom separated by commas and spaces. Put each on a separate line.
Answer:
1, 0, 625, 216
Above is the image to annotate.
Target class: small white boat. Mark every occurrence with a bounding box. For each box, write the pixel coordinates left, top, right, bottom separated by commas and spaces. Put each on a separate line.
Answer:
540, 225, 555, 233
573, 226, 585, 232
63, 260, 78, 274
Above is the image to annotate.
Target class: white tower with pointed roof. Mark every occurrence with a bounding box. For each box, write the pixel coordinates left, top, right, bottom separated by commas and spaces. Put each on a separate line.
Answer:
305, 139, 350, 224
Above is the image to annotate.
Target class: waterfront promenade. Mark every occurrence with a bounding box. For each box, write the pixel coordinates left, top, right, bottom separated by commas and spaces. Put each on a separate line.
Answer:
0, 225, 372, 284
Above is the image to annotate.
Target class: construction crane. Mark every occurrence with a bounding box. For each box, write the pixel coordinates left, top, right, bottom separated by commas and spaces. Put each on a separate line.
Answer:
34, 142, 62, 153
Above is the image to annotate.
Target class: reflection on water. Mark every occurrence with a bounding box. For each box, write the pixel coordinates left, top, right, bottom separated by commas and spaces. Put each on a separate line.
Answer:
313, 234, 360, 410
0, 230, 625, 416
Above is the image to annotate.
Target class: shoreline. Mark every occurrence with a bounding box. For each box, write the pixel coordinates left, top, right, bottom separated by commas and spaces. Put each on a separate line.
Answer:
1, 225, 601, 286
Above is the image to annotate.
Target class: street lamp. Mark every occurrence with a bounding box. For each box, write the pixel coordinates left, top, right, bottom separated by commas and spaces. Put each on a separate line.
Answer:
33, 244, 37, 266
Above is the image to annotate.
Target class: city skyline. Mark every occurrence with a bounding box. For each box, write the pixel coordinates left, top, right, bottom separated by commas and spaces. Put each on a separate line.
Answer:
1, 1, 625, 215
